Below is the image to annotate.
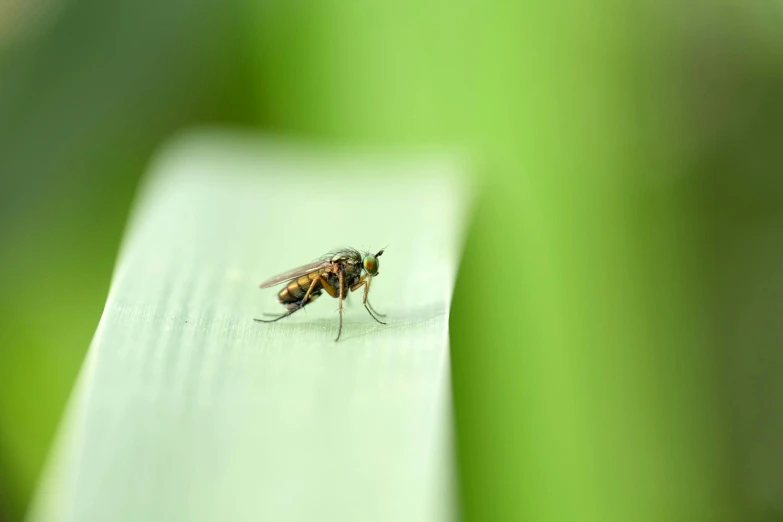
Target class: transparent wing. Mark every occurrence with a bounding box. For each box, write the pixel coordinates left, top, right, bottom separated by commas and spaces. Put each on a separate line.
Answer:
259, 260, 330, 288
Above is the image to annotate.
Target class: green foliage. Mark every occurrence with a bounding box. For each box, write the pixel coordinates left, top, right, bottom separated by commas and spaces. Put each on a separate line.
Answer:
29, 135, 465, 522
2, 0, 783, 520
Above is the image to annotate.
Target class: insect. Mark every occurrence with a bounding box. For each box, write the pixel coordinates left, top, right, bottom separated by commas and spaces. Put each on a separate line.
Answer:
255, 247, 386, 341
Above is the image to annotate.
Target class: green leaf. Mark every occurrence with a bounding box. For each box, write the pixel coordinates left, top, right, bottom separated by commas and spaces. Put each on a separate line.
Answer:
29, 130, 469, 522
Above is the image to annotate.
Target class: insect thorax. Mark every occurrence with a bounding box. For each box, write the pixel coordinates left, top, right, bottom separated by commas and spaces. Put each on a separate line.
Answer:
324, 261, 362, 297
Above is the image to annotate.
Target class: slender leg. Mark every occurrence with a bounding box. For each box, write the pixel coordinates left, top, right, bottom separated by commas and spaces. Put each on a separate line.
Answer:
254, 305, 304, 323
261, 293, 319, 317
352, 278, 386, 325
366, 299, 386, 317
335, 271, 344, 341
303, 273, 338, 301
362, 275, 386, 317
362, 275, 372, 305
363, 276, 386, 325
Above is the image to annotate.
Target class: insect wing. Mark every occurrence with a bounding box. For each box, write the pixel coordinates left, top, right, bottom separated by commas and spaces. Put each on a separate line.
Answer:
259, 260, 330, 288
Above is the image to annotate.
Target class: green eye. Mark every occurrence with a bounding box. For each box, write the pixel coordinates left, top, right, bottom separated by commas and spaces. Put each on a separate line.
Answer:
363, 254, 379, 276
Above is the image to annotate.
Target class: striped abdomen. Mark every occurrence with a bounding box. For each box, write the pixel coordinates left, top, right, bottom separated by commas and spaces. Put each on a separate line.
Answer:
278, 269, 327, 305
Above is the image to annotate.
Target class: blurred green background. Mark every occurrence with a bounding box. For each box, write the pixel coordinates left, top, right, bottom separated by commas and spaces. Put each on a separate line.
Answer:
1, 0, 782, 521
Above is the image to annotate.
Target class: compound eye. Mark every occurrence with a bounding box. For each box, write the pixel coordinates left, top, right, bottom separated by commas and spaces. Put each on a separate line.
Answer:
363, 255, 379, 276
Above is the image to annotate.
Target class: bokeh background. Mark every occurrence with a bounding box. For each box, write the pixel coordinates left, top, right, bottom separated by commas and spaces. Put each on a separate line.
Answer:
1, 1, 782, 521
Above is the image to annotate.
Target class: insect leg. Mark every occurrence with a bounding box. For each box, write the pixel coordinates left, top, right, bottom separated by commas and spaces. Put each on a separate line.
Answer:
361, 275, 386, 317
354, 276, 386, 325
315, 275, 338, 298
335, 271, 344, 341
301, 275, 322, 304
254, 305, 304, 323
363, 303, 386, 325
366, 299, 386, 318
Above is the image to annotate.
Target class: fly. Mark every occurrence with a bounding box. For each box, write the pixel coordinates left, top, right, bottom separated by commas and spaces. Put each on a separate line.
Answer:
255, 247, 386, 341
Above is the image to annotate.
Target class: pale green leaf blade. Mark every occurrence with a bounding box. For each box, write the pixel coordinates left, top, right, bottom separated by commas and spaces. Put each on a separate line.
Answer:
29, 131, 469, 522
